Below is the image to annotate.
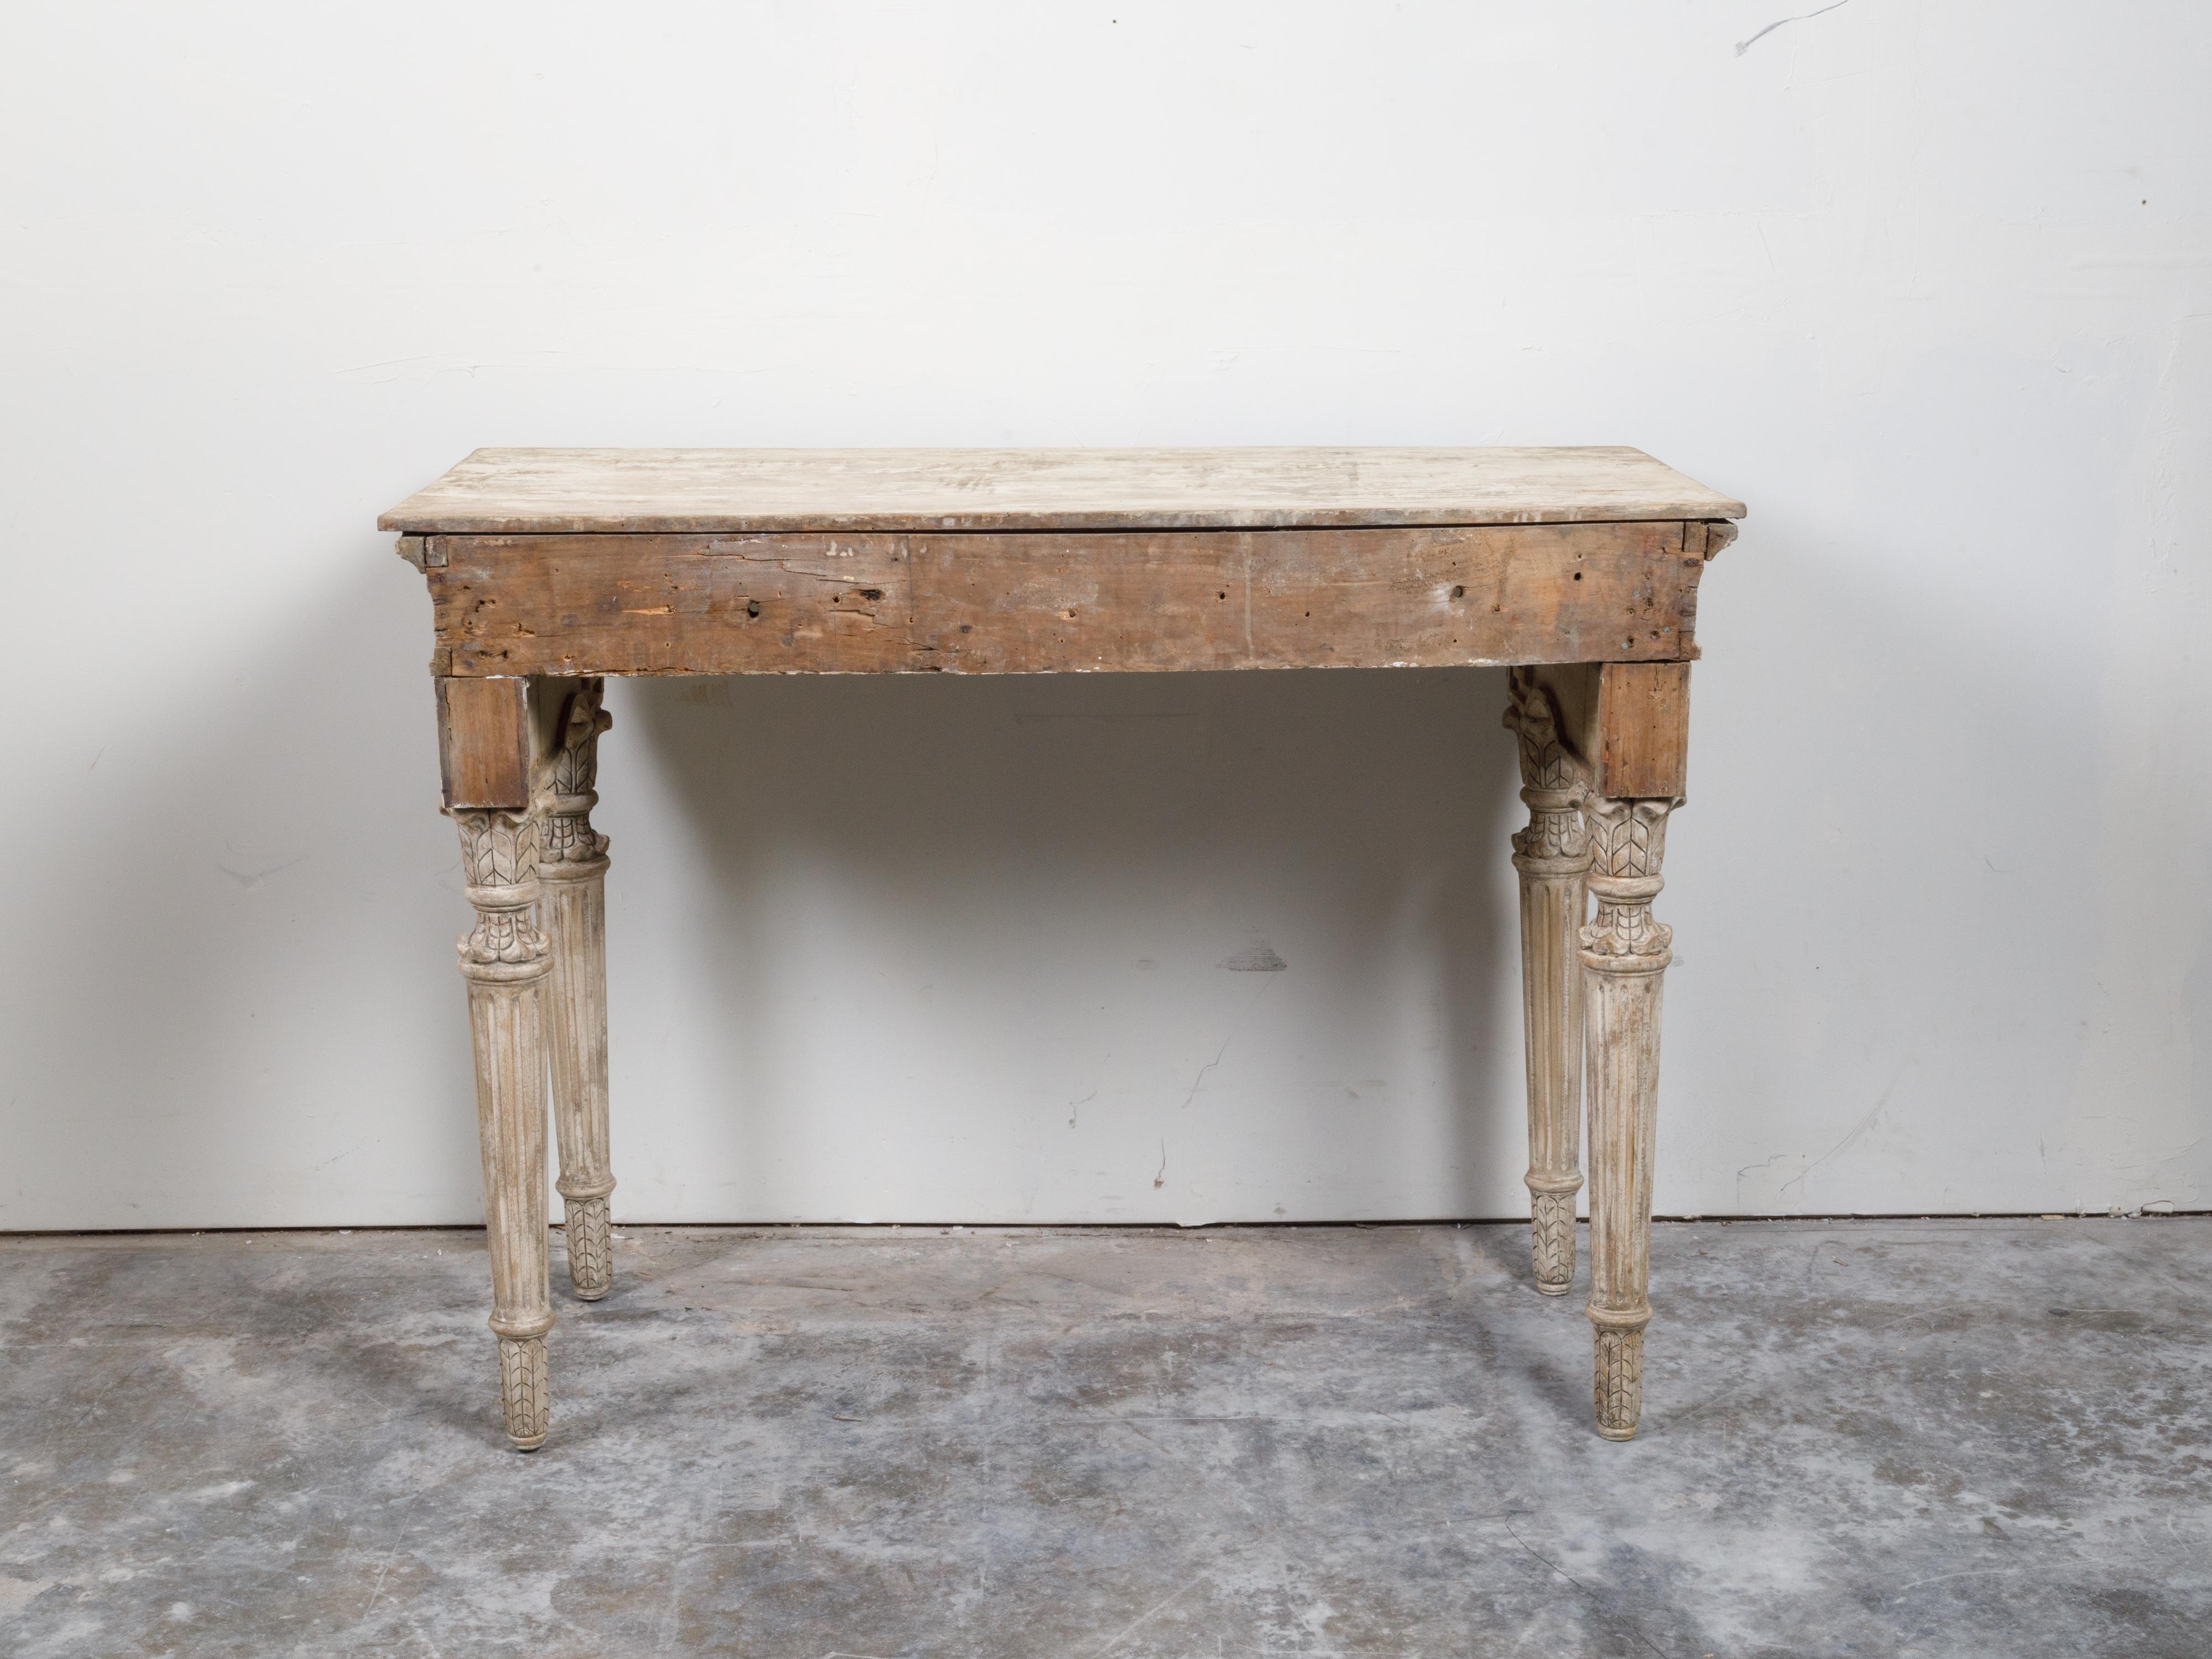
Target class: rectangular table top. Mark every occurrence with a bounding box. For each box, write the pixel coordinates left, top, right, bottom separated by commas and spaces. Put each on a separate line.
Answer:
379, 446, 1745, 536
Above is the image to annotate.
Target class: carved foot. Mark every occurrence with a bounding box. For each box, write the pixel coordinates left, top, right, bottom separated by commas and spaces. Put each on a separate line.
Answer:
497, 1334, 551, 1450
564, 1194, 613, 1301
1592, 1314, 1647, 1441
1530, 1188, 1578, 1295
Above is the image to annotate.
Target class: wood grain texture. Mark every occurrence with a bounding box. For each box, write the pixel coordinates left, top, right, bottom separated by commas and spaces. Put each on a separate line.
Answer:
1594, 662, 1691, 800
436, 677, 531, 809
379, 447, 1746, 535
421, 523, 1707, 677
389, 447, 1743, 1453
1523, 662, 1691, 800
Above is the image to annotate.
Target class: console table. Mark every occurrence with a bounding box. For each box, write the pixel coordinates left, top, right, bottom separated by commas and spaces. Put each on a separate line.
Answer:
381, 447, 1745, 1449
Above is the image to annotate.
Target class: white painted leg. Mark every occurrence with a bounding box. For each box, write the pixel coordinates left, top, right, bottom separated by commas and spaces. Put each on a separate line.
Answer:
1504, 670, 1590, 1295
536, 679, 617, 1302
455, 805, 555, 1450
1580, 794, 1675, 1441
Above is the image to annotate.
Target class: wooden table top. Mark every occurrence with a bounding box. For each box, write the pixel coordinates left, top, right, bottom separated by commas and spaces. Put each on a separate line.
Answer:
379, 447, 1745, 536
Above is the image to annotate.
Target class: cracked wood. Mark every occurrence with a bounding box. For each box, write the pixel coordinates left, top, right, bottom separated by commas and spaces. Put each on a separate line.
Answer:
421, 522, 1709, 677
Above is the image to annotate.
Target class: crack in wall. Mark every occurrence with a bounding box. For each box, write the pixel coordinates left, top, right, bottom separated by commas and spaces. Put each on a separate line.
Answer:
1735, 0, 1850, 56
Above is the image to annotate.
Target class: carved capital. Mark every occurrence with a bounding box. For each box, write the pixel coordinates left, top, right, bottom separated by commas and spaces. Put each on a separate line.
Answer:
1580, 796, 1677, 964
453, 807, 549, 972
1503, 669, 1590, 863
541, 679, 612, 872
1503, 668, 1587, 794
1585, 795, 1672, 880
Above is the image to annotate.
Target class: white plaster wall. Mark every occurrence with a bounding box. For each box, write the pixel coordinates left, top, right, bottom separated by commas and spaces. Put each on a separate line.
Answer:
2, 2, 2206, 1229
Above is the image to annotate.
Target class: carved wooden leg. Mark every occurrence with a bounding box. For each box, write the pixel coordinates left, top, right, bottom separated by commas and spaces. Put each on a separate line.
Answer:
455, 803, 555, 1450
1580, 795, 1675, 1440
535, 679, 617, 1302
1504, 670, 1590, 1295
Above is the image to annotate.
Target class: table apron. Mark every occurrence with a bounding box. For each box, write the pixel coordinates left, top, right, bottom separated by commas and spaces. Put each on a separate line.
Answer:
416, 521, 1717, 677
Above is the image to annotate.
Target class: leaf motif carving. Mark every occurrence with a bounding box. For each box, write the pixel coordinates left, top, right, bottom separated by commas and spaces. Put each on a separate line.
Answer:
542, 678, 613, 865
1594, 1327, 1644, 1438
1532, 1191, 1577, 1291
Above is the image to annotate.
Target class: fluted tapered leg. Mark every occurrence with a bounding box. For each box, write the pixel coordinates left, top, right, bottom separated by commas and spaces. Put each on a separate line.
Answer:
1504, 671, 1590, 1295
455, 805, 555, 1450
536, 679, 617, 1301
1580, 794, 1676, 1441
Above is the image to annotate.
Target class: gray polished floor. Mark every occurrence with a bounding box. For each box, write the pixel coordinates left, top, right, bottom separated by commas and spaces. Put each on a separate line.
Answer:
1, 1218, 2205, 1656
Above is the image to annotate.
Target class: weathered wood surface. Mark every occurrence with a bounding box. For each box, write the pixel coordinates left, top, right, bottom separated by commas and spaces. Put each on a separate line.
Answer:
393, 447, 1742, 1451
1522, 661, 1692, 801
1594, 661, 1692, 800
435, 676, 530, 809
379, 447, 1746, 535
419, 523, 1709, 677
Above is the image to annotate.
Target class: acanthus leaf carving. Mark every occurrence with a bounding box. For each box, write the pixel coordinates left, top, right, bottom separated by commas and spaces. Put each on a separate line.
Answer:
541, 678, 612, 868
1584, 795, 1671, 880
453, 807, 549, 968
456, 805, 536, 890
1502, 668, 1590, 862
1579, 795, 1676, 962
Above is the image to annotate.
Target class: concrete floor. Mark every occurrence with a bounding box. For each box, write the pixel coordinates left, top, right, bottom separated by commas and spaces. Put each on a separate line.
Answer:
1, 1219, 2205, 1657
